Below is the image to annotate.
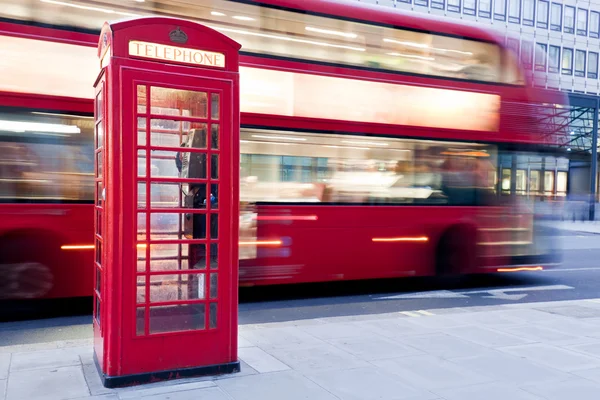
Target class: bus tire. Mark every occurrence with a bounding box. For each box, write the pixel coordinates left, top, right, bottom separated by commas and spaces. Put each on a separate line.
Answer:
435, 225, 477, 277
0, 233, 59, 299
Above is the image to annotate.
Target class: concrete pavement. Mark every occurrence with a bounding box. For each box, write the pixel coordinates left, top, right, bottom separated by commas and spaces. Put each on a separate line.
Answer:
4, 299, 600, 399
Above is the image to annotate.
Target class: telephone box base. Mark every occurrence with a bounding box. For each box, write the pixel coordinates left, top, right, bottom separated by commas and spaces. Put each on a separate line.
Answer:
94, 353, 240, 388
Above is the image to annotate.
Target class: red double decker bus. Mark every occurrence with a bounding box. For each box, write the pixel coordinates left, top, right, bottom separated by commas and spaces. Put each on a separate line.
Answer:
0, 0, 565, 300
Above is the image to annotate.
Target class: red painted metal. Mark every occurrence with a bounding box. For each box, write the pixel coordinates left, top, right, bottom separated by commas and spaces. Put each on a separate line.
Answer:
92, 17, 240, 386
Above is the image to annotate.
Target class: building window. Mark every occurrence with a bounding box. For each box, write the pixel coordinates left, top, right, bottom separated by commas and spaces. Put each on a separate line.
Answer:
523, 0, 534, 25
464, 0, 476, 14
535, 43, 547, 71
448, 0, 461, 12
548, 45, 560, 73
550, 3, 562, 31
588, 52, 599, 79
564, 6, 575, 34
398, 0, 412, 3
537, 0, 549, 29
575, 50, 586, 77
577, 9, 588, 36
590, 11, 600, 38
431, 0, 445, 9
479, 0, 492, 18
415, 0, 429, 6
507, 38, 520, 55
509, 0, 521, 23
562, 47, 573, 75
495, 0, 507, 20
521, 41, 534, 70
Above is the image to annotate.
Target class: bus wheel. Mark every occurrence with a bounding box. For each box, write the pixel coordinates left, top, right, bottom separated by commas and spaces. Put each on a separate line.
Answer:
0, 236, 56, 300
435, 225, 477, 277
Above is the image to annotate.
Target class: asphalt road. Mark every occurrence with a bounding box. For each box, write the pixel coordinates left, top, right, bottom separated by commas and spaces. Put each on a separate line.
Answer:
1, 229, 599, 347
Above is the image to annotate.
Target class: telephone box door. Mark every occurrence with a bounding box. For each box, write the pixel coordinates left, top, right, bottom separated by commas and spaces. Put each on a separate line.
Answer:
122, 68, 237, 372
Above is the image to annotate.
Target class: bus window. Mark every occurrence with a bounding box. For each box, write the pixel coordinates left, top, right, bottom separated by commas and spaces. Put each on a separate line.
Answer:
0, 109, 94, 202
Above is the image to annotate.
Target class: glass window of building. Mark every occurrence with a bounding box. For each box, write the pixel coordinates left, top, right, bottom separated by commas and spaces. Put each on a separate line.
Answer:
550, 3, 562, 31
577, 9, 588, 36
415, 0, 429, 7
495, 0, 507, 20
575, 50, 586, 77
432, 0, 445, 10
521, 41, 534, 70
464, 0, 476, 15
523, 0, 535, 25
591, 11, 600, 38
509, 0, 520, 23
548, 45, 560, 73
562, 47, 573, 75
588, 52, 599, 79
535, 43, 548, 72
565, 6, 576, 34
480, 0, 492, 18
448, 0, 461, 13
537, 1, 550, 28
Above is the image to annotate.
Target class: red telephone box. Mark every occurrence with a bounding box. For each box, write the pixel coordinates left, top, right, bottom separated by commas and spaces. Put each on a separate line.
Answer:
92, 17, 241, 387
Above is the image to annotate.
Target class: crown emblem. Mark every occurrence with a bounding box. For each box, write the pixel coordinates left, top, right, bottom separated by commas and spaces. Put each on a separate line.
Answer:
169, 27, 188, 44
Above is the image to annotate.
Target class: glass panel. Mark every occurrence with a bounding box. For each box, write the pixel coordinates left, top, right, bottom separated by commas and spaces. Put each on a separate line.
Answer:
209, 303, 217, 329
138, 150, 147, 177
211, 124, 219, 150
150, 120, 207, 149
96, 152, 103, 178
137, 276, 145, 304
96, 182, 103, 206
149, 273, 205, 302
211, 93, 220, 120
191, 244, 207, 270
210, 214, 218, 239
136, 307, 145, 336
137, 243, 146, 272
96, 121, 104, 150
148, 243, 196, 272
516, 170, 526, 194
137, 85, 147, 114
211, 154, 219, 179
544, 171, 554, 194
95, 239, 101, 264
95, 267, 101, 293
154, 150, 206, 179
150, 182, 183, 208
96, 90, 103, 120
96, 210, 102, 237
95, 297, 101, 327
137, 117, 146, 146
149, 304, 206, 334
210, 184, 219, 210
210, 273, 218, 299
530, 170, 540, 193
138, 182, 146, 209
210, 243, 218, 269
557, 171, 567, 194
137, 212, 147, 241
150, 213, 184, 240
501, 169, 511, 192
150, 87, 208, 118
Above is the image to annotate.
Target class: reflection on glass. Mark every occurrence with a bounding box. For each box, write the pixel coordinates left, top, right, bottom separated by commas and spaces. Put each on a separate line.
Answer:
137, 276, 145, 304
137, 85, 147, 114
137, 117, 146, 146
148, 243, 194, 272
137, 182, 146, 208
137, 242, 146, 272
96, 181, 103, 206
136, 307, 145, 336
138, 150, 147, 177
211, 154, 219, 179
150, 213, 184, 240
210, 243, 218, 269
149, 273, 205, 302
210, 214, 218, 239
544, 171, 554, 194
211, 93, 220, 120
150, 87, 207, 118
166, 150, 207, 179
95, 267, 101, 293
96, 90, 103, 120
149, 304, 205, 334
150, 120, 207, 148
211, 124, 219, 149
96, 210, 102, 237
137, 212, 147, 241
516, 169, 526, 194
95, 239, 102, 264
150, 182, 181, 208
530, 170, 540, 193
96, 121, 104, 150
210, 273, 218, 299
191, 244, 207, 270
209, 303, 217, 329
210, 184, 219, 210
557, 171, 567, 195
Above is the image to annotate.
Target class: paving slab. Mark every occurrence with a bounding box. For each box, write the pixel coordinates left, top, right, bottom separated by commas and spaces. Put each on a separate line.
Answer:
355, 318, 436, 338
493, 323, 591, 346
521, 378, 600, 400
135, 386, 231, 400
217, 370, 340, 400
266, 343, 370, 372
238, 346, 290, 373
572, 366, 600, 383
0, 355, 9, 380
0, 379, 6, 400
118, 380, 214, 399
298, 321, 376, 340
305, 366, 439, 400
444, 325, 534, 348
326, 335, 423, 361
397, 333, 492, 359
432, 382, 544, 400
6, 365, 89, 400
10, 347, 83, 372
238, 326, 325, 350
498, 343, 600, 372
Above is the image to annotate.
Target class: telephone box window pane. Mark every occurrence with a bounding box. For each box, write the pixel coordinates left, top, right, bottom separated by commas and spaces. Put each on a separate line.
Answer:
158, 151, 206, 179
544, 171, 554, 194
210, 213, 218, 239
148, 244, 195, 272
150, 120, 207, 148
210, 184, 218, 210
137, 212, 147, 241
149, 273, 206, 302
137, 85, 147, 114
149, 304, 206, 334
209, 303, 217, 329
210, 244, 218, 269
183, 184, 207, 209
211, 154, 219, 179
183, 213, 207, 240
150, 87, 208, 119
210, 273, 218, 299
96, 122, 104, 150
138, 150, 147, 177
96, 152, 103, 178
95, 268, 101, 293
96, 182, 103, 206
211, 124, 219, 150
137, 117, 146, 146
136, 307, 145, 336
137, 276, 145, 304
95, 297, 101, 327
150, 182, 183, 208
150, 213, 184, 240
95, 240, 102, 265
96, 210, 102, 237
191, 244, 207, 270
96, 90, 103, 120
211, 93, 220, 120
137, 182, 146, 209
137, 243, 146, 272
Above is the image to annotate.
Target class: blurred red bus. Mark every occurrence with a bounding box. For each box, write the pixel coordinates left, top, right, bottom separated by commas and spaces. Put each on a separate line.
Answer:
0, 0, 565, 299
